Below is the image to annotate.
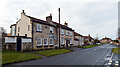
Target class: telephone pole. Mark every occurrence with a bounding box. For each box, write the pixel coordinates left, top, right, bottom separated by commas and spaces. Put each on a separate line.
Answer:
58, 8, 60, 49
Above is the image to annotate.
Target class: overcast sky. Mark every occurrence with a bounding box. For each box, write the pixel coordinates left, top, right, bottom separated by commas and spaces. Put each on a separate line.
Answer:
0, 0, 119, 40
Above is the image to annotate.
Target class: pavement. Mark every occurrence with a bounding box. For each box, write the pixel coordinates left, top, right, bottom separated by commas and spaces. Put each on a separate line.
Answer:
2, 44, 119, 66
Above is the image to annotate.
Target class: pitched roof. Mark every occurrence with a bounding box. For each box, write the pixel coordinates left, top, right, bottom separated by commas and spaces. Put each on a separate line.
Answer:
10, 24, 16, 28
26, 15, 74, 31
74, 37, 79, 41
26, 15, 56, 27
74, 32, 82, 36
52, 21, 74, 31
101, 37, 112, 40
83, 35, 94, 40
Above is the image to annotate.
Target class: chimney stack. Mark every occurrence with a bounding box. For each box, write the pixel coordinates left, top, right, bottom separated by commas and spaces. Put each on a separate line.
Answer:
21, 10, 25, 15
46, 13, 52, 22
64, 21, 68, 26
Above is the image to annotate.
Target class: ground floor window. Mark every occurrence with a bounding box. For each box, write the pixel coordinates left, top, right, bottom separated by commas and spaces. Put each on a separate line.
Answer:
37, 38, 42, 46
43, 38, 48, 45
61, 38, 64, 44
49, 38, 53, 45
70, 38, 72, 44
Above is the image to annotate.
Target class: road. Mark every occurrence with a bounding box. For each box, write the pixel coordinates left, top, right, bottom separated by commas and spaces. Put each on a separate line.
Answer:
8, 44, 118, 66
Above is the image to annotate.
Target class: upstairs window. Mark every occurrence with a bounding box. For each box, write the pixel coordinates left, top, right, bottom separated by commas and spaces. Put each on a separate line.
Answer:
66, 30, 68, 36
18, 27, 20, 32
37, 24, 42, 32
28, 25, 30, 31
61, 38, 64, 44
50, 27, 53, 33
61, 29, 64, 35
70, 32, 72, 36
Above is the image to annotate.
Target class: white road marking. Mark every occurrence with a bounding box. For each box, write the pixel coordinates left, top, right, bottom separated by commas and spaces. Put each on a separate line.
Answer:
115, 64, 119, 66
110, 53, 114, 60
108, 62, 112, 65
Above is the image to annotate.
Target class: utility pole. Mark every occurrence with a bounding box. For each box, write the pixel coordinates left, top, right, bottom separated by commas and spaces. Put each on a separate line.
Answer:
58, 8, 60, 49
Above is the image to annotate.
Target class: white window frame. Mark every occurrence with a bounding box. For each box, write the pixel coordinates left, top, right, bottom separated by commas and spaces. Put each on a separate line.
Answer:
50, 27, 53, 33
36, 38, 42, 46
37, 24, 42, 32
70, 38, 72, 44
61, 38, 64, 44
43, 38, 48, 45
70, 32, 72, 36
49, 38, 53, 45
66, 30, 68, 36
61, 29, 64, 35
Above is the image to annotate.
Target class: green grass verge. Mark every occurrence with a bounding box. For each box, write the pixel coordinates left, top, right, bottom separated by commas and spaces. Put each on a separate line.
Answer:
112, 48, 120, 54
2, 51, 42, 65
78, 44, 103, 48
34, 49, 71, 57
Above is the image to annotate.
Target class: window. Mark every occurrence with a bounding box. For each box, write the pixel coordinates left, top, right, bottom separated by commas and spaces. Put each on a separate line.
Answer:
61, 29, 64, 35
49, 39, 53, 45
37, 38, 42, 46
50, 27, 53, 33
28, 25, 30, 31
61, 38, 64, 44
66, 30, 68, 35
43, 38, 48, 45
37, 24, 42, 32
70, 32, 72, 36
70, 39, 72, 44
18, 27, 20, 32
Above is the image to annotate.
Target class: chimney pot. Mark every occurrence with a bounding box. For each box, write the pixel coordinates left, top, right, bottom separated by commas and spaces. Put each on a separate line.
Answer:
21, 10, 25, 15
64, 21, 68, 26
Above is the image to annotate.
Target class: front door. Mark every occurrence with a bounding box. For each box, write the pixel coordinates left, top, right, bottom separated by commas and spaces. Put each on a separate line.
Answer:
66, 40, 69, 47
17, 37, 22, 51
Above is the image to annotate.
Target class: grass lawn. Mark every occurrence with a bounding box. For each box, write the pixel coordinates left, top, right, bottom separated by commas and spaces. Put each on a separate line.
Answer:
112, 48, 120, 54
2, 51, 42, 65
34, 49, 71, 57
78, 44, 103, 48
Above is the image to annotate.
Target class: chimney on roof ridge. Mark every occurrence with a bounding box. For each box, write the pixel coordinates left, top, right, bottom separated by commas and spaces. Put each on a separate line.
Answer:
88, 34, 90, 37
64, 21, 68, 26
21, 10, 25, 15
46, 13, 52, 22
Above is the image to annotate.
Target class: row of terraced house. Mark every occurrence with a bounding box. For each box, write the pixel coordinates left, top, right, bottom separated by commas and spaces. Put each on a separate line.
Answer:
3, 10, 94, 51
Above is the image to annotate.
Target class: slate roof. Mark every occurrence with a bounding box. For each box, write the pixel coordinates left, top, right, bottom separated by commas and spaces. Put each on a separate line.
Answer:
74, 32, 82, 36
26, 15, 74, 31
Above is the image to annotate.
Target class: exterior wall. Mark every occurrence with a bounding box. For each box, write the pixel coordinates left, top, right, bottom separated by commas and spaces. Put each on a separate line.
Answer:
11, 25, 16, 36
16, 14, 32, 37
60, 28, 74, 47
22, 43, 32, 51
73, 40, 79, 46
32, 22, 58, 50
2, 43, 16, 51
80, 36, 84, 46
84, 38, 94, 45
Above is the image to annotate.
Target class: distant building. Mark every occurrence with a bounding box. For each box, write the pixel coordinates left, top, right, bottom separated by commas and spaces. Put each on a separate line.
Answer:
73, 32, 84, 46
100, 37, 112, 43
83, 34, 94, 45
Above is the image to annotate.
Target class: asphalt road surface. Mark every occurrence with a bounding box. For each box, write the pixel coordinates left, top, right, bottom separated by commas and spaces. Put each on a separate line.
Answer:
8, 44, 118, 65
8, 44, 117, 65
